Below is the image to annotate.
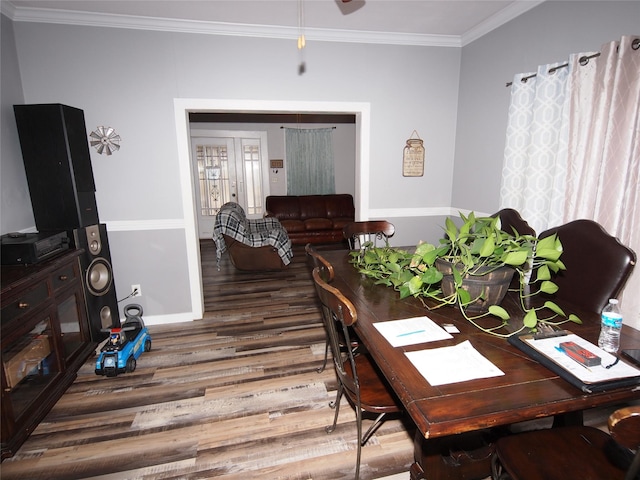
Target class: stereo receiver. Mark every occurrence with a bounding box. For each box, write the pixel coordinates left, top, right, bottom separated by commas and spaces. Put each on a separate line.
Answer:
1, 231, 70, 265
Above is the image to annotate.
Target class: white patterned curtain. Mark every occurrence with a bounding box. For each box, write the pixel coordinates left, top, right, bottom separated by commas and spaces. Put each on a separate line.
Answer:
284, 128, 335, 195
500, 59, 572, 234
563, 36, 640, 329
501, 35, 640, 328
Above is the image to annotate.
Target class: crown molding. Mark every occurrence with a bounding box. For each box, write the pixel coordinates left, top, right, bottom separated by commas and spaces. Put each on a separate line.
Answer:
462, 0, 545, 46
2, 3, 461, 47
2, 1, 544, 48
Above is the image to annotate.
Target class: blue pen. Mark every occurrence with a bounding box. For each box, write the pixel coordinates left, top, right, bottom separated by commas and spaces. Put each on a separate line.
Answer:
397, 329, 426, 337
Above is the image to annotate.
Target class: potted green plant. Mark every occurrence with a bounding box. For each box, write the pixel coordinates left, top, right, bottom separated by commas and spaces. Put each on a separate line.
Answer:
350, 212, 581, 337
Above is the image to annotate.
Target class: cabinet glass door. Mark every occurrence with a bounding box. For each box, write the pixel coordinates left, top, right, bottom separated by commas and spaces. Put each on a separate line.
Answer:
2, 317, 60, 419
57, 291, 88, 362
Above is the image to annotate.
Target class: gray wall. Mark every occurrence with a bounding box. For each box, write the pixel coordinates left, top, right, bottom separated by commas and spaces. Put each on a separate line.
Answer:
453, 0, 640, 214
2, 1, 638, 323
1, 14, 33, 233
2, 15, 461, 323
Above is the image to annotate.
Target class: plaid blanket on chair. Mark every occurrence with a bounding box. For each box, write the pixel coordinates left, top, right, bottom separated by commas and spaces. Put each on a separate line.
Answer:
213, 202, 293, 266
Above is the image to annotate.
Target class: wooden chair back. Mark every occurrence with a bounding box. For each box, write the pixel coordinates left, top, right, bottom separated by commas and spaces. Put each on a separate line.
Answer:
311, 266, 359, 391
343, 221, 395, 250
305, 243, 334, 282
538, 219, 636, 313
491, 208, 536, 236
609, 406, 640, 452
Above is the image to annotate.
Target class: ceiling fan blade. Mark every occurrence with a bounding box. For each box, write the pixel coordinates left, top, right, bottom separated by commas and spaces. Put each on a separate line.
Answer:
335, 0, 365, 15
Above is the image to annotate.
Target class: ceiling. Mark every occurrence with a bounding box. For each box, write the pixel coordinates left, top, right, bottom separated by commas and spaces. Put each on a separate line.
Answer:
4, 0, 546, 46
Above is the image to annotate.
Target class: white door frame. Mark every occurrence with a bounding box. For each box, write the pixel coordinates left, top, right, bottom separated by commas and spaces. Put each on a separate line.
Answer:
174, 98, 371, 321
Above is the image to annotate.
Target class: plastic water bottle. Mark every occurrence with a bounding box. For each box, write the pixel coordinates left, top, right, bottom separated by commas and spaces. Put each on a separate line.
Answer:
598, 299, 623, 353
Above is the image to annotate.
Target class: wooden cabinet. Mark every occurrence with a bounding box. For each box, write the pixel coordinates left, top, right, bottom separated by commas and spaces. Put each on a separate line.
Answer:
1, 249, 96, 459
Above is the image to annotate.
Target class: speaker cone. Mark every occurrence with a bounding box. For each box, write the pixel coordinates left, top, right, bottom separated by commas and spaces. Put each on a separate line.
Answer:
85, 224, 102, 255
86, 257, 113, 296
99, 305, 113, 329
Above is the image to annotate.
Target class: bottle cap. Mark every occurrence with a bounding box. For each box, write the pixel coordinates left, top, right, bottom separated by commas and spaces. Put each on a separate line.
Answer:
609, 298, 618, 304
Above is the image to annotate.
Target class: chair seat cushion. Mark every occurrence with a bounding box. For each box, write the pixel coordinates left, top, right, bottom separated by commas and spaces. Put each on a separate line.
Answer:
495, 426, 627, 480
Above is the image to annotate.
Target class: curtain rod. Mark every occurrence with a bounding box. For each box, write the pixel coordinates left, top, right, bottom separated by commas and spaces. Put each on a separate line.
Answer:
505, 38, 640, 87
280, 126, 336, 129
505, 52, 600, 87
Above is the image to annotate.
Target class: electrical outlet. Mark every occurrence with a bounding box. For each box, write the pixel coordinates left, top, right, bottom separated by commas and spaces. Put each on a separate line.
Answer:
131, 284, 141, 297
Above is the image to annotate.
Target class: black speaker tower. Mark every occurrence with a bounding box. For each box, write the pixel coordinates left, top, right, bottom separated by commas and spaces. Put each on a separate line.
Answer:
14, 104, 99, 230
14, 103, 120, 341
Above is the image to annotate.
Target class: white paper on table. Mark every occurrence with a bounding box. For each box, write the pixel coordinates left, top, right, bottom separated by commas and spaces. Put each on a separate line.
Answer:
523, 333, 640, 383
405, 340, 505, 386
373, 316, 453, 347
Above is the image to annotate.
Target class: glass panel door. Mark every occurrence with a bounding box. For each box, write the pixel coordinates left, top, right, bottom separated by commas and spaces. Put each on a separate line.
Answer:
190, 131, 269, 237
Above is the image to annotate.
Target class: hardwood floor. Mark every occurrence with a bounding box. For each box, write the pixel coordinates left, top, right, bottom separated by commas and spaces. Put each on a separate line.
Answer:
1, 241, 415, 479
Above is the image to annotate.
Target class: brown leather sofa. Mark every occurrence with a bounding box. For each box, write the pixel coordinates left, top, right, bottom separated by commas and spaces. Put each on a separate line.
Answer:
265, 194, 355, 245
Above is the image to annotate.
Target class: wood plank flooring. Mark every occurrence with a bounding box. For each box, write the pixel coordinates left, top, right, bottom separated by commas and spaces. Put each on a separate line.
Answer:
1, 241, 415, 479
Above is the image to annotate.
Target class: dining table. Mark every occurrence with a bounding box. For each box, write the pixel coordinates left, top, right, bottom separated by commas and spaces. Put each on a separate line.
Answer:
320, 249, 640, 480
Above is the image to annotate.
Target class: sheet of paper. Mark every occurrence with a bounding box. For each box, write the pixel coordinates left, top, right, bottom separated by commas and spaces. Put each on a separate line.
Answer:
373, 316, 453, 347
405, 340, 505, 386
524, 333, 640, 383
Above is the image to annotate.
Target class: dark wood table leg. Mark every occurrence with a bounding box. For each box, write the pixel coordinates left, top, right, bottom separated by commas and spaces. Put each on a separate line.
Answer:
552, 410, 584, 428
412, 430, 495, 480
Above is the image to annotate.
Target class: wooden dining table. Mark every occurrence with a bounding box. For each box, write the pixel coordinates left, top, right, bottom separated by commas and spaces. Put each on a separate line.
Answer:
320, 249, 640, 480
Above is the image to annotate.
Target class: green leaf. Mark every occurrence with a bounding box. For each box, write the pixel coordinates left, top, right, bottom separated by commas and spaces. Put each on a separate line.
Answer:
452, 267, 462, 285
421, 249, 440, 266
503, 250, 529, 266
407, 276, 424, 295
398, 270, 416, 283
523, 309, 538, 328
488, 305, 510, 320
459, 221, 470, 237
457, 287, 471, 305
421, 267, 443, 284
445, 217, 458, 242
479, 236, 495, 257
539, 280, 559, 294
535, 235, 563, 261
568, 314, 582, 324
543, 301, 565, 316
385, 261, 402, 273
536, 264, 551, 281
415, 242, 436, 256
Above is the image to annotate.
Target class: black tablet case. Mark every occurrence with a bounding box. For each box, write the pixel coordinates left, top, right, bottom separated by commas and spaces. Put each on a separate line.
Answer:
508, 333, 640, 393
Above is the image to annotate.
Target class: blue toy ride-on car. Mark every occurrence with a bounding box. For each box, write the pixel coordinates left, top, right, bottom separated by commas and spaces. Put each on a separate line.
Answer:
95, 304, 151, 377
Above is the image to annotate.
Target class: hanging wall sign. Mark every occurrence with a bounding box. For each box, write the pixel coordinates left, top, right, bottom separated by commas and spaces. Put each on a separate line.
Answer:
402, 131, 425, 177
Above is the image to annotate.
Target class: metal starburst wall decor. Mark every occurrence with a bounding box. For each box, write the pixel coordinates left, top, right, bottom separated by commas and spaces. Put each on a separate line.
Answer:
89, 126, 121, 155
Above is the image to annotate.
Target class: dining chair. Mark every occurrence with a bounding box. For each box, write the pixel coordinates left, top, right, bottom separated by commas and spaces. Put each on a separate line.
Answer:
306, 243, 363, 373
311, 264, 402, 480
538, 219, 636, 313
491, 405, 640, 480
343, 220, 395, 250
491, 208, 536, 236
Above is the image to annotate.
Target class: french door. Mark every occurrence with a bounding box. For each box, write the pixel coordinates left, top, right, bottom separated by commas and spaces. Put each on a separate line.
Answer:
190, 130, 269, 238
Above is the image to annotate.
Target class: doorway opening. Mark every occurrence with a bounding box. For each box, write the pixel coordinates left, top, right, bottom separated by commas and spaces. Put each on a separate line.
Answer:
174, 99, 371, 320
